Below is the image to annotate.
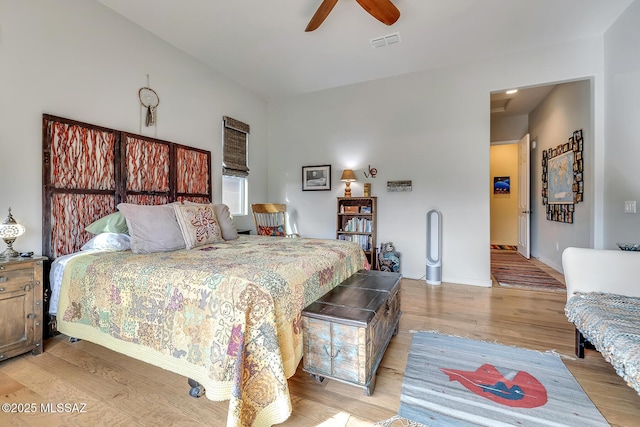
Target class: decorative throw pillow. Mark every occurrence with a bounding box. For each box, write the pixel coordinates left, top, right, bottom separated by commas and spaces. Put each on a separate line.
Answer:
85, 211, 129, 235
258, 225, 286, 237
116, 203, 186, 254
173, 204, 223, 249
81, 233, 131, 251
182, 201, 239, 241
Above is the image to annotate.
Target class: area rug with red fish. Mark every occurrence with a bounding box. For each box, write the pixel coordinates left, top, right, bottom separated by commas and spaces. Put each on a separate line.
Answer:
376, 331, 609, 427
491, 249, 565, 292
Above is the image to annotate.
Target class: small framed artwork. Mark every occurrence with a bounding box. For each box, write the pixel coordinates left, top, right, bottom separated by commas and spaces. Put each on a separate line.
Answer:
493, 176, 510, 194
302, 165, 331, 191
387, 180, 412, 192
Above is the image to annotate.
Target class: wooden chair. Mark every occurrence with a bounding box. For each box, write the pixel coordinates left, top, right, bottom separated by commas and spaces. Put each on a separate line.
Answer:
251, 203, 300, 237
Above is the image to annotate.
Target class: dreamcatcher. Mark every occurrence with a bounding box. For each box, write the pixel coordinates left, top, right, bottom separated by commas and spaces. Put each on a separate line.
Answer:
138, 76, 159, 128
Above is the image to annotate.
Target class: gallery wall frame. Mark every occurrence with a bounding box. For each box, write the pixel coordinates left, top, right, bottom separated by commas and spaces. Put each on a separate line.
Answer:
302, 165, 331, 191
541, 129, 584, 223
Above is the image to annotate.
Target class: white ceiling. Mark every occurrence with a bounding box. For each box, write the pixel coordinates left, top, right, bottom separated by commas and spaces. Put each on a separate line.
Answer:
96, 0, 633, 101
490, 85, 557, 118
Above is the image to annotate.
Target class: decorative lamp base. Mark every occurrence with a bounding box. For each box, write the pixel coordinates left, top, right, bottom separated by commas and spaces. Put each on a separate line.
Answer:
1, 247, 19, 258
1, 239, 19, 258
344, 182, 352, 197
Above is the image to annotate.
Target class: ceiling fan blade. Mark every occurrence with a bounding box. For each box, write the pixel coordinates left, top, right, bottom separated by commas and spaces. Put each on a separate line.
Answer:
305, 0, 340, 32
355, 0, 400, 26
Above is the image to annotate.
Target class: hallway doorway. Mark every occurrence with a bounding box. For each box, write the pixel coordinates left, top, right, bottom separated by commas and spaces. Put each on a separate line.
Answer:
489, 79, 593, 273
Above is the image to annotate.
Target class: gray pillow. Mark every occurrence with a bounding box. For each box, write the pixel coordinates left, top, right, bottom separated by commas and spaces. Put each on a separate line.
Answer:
116, 203, 185, 253
213, 204, 239, 240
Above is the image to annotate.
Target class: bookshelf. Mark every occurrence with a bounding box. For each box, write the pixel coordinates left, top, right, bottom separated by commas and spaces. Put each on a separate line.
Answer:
337, 197, 377, 270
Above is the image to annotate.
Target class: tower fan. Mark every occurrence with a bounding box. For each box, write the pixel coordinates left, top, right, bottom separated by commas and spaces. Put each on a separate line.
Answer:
426, 210, 442, 285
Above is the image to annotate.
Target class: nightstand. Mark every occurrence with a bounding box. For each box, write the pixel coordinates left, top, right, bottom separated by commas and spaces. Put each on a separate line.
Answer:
0, 256, 47, 362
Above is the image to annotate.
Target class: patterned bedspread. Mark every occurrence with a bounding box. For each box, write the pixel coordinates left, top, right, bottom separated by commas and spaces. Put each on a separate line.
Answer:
565, 292, 640, 395
57, 236, 366, 427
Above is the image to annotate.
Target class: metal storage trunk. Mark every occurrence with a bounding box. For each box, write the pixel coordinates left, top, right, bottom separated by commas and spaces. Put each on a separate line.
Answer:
301, 269, 402, 395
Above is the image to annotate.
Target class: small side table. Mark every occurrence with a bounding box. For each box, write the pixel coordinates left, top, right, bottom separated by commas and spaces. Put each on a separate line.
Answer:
0, 256, 47, 362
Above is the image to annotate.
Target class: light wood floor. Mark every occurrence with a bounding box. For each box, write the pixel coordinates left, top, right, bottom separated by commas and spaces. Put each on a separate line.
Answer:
2, 278, 639, 426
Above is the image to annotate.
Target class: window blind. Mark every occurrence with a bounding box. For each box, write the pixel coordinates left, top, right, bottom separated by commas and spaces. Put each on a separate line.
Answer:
222, 116, 250, 177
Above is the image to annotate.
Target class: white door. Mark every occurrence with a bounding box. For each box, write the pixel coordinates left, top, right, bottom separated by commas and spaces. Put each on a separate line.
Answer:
517, 134, 531, 258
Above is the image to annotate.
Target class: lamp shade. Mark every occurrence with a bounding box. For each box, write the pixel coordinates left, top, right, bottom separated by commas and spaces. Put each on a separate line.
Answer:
0, 208, 25, 239
340, 169, 357, 182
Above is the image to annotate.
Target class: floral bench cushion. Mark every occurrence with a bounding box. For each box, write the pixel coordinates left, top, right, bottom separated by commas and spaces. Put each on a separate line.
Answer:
565, 292, 640, 395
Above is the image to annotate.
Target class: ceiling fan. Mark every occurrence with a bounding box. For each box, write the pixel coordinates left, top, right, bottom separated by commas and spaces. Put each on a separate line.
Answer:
305, 0, 400, 32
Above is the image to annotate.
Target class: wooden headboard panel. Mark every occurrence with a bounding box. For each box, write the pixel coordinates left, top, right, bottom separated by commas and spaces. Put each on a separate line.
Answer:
42, 115, 212, 260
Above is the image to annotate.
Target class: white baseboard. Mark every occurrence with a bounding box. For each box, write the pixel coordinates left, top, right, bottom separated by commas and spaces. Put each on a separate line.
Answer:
532, 254, 563, 273
401, 274, 492, 287
442, 275, 493, 287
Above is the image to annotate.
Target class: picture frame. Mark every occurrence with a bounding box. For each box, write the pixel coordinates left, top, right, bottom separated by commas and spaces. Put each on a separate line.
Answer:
547, 150, 574, 204
541, 129, 584, 224
302, 165, 331, 191
493, 176, 510, 194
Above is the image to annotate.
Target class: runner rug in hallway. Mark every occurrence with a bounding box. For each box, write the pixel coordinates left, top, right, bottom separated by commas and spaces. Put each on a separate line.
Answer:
376, 331, 609, 427
491, 249, 565, 291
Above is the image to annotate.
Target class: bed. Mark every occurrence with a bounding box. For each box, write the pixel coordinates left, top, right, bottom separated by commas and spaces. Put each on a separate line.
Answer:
42, 115, 366, 426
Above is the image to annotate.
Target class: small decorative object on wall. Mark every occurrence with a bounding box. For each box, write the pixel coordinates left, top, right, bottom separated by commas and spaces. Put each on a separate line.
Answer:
363, 165, 378, 178
302, 165, 331, 191
541, 129, 584, 223
387, 180, 412, 192
138, 75, 159, 131
139, 87, 159, 126
493, 176, 510, 194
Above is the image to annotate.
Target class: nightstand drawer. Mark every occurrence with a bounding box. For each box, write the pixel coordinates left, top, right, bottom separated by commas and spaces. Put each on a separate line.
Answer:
0, 266, 35, 294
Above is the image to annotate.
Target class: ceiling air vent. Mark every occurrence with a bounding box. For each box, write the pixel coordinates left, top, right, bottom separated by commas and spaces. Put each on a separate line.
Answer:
370, 32, 401, 48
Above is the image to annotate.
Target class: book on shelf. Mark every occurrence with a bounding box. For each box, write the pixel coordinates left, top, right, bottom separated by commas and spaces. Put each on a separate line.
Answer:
337, 234, 372, 251
342, 217, 372, 232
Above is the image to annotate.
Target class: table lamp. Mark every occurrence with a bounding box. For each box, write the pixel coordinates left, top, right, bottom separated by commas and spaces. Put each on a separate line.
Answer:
0, 208, 26, 258
340, 169, 357, 197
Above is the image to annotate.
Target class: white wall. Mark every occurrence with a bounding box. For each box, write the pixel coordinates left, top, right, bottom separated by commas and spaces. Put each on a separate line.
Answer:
269, 37, 607, 284
604, 0, 640, 247
0, 0, 268, 254
529, 81, 592, 271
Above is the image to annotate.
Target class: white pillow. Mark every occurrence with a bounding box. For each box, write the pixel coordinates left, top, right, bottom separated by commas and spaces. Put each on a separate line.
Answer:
81, 233, 131, 251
